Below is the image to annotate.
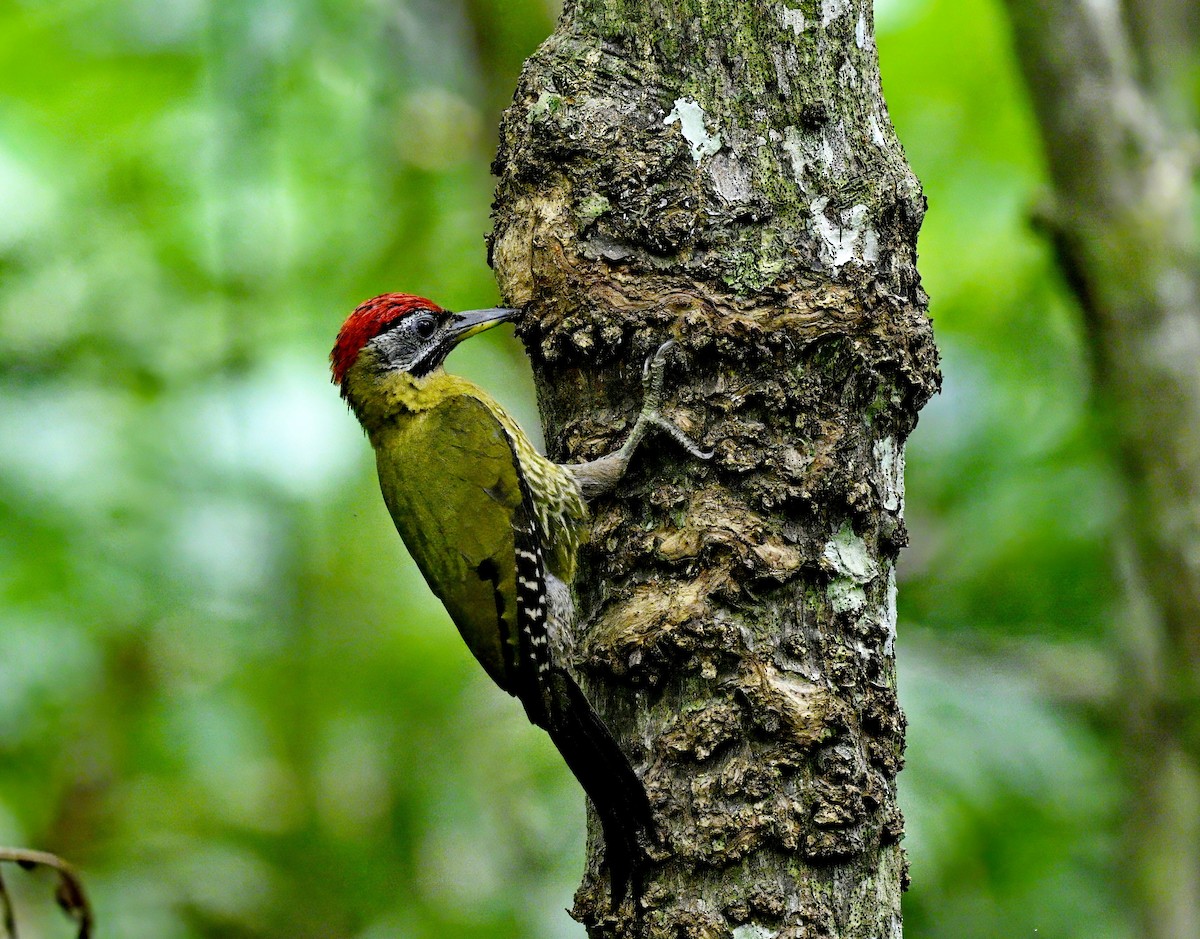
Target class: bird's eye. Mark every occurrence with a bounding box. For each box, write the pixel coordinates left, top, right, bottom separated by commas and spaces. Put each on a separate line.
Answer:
413, 314, 437, 339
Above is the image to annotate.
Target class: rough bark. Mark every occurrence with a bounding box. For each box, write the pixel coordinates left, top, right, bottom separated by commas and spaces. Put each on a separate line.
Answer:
1003, 2, 1200, 937
490, 2, 938, 936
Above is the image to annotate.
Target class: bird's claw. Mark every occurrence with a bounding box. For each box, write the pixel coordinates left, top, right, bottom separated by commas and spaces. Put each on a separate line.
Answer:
646, 412, 713, 460
641, 339, 680, 409
642, 339, 677, 380
635, 340, 711, 461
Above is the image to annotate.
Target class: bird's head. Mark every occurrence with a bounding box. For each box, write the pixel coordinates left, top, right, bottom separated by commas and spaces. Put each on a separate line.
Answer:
331, 293, 516, 395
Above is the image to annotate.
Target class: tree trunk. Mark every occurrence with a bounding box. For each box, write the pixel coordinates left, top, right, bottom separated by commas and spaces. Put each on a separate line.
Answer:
1002, 2, 1200, 937
490, 2, 939, 936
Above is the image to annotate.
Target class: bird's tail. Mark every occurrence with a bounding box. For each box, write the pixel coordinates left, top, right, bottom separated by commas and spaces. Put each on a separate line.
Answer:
542, 668, 657, 906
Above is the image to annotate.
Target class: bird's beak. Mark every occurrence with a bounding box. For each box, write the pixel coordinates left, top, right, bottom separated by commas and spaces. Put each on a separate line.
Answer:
447, 307, 517, 345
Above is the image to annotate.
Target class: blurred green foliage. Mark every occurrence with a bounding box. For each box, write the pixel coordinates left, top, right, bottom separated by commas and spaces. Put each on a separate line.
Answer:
0, 0, 1142, 936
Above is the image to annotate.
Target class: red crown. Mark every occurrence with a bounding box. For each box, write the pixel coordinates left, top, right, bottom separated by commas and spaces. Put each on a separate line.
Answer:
330, 293, 444, 386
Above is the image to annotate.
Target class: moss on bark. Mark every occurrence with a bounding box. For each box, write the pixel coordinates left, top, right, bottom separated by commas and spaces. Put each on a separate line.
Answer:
490, 2, 938, 935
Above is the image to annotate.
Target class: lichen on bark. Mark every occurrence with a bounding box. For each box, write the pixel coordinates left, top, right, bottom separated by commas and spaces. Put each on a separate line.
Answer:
489, 1, 939, 936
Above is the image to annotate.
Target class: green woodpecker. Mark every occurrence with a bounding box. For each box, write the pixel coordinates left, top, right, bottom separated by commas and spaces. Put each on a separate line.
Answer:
331, 293, 709, 898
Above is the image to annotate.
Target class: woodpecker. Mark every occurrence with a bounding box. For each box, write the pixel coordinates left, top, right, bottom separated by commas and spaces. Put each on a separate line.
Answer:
331, 293, 709, 900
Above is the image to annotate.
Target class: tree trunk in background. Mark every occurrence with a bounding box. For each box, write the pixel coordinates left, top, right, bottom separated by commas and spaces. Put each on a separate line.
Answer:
490, 2, 938, 935
1003, 2, 1200, 937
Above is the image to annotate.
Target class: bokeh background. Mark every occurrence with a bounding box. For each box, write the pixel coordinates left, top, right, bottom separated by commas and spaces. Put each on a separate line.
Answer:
0, 0, 1178, 936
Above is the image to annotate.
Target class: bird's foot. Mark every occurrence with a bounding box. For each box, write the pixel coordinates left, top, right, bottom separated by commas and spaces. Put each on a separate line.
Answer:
632, 340, 713, 461
566, 340, 710, 500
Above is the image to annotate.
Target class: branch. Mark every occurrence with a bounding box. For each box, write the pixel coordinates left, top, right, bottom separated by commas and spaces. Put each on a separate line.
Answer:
0, 848, 93, 939
1122, 0, 1200, 120
1003, 0, 1200, 670
1003, 2, 1200, 936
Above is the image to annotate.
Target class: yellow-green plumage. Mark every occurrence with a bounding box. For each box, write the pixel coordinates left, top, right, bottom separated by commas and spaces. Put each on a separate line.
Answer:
333, 300, 707, 901
346, 349, 585, 695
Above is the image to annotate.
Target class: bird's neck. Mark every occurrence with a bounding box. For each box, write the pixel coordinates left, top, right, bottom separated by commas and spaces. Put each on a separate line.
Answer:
344, 354, 479, 437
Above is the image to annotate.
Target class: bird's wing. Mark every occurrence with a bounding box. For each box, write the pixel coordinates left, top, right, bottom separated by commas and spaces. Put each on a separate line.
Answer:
374, 393, 547, 715
376, 392, 656, 893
